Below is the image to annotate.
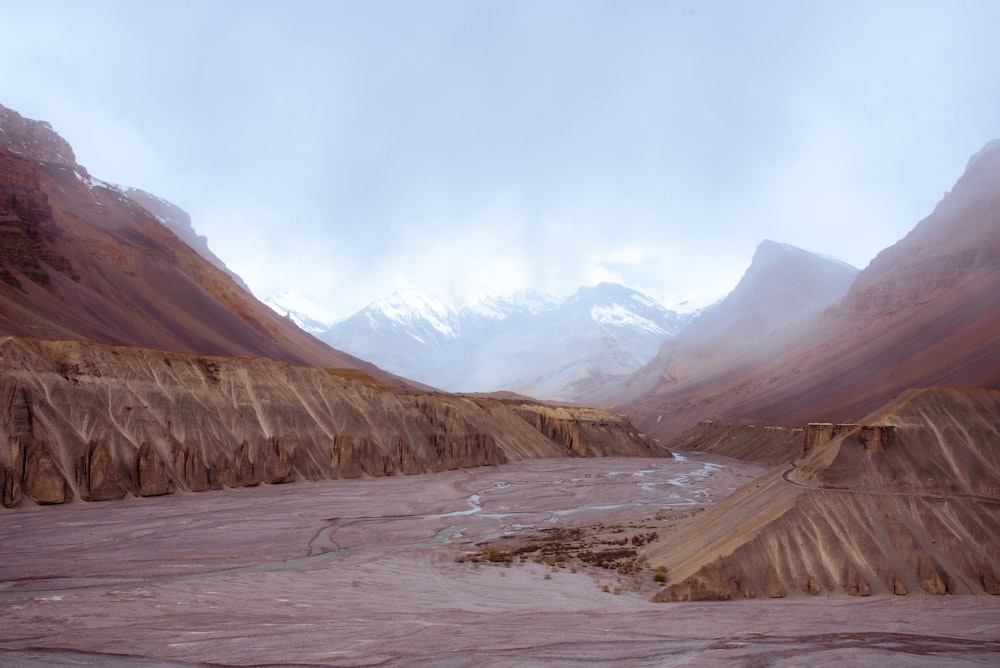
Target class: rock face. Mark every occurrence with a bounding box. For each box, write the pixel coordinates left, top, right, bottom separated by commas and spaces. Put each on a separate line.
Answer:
663, 419, 804, 466
0, 336, 663, 507
646, 387, 1000, 601
0, 103, 393, 381
618, 141, 1000, 449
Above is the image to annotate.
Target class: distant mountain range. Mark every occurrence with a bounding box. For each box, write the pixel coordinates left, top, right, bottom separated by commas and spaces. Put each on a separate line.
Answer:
267, 241, 861, 403
267, 283, 695, 401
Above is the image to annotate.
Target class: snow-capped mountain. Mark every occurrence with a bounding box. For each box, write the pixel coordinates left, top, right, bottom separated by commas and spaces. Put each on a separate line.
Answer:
264, 292, 340, 335
268, 283, 690, 401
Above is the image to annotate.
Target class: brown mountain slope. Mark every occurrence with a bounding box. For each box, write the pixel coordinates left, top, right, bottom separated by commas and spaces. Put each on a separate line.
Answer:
645, 387, 1000, 601
621, 140, 1000, 447
606, 241, 857, 407
0, 103, 389, 378
0, 336, 662, 508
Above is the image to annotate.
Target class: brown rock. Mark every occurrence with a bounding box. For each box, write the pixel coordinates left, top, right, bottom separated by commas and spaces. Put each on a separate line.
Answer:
20, 436, 70, 504
331, 434, 362, 479
1, 459, 20, 508
0, 337, 661, 507
262, 436, 295, 484
135, 441, 175, 497
982, 561, 1000, 595
228, 441, 260, 488
174, 442, 211, 492
77, 439, 129, 502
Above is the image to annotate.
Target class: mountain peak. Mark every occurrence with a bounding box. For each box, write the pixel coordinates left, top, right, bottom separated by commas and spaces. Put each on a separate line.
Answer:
0, 103, 80, 171
736, 240, 858, 300
368, 285, 460, 336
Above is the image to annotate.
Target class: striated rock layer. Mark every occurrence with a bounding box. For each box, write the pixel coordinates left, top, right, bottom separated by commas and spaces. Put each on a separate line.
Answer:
663, 419, 804, 466
0, 336, 663, 508
646, 387, 1000, 600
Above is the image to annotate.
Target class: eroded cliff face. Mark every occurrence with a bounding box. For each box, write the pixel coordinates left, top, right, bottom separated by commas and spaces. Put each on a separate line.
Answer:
644, 387, 1000, 601
0, 337, 663, 508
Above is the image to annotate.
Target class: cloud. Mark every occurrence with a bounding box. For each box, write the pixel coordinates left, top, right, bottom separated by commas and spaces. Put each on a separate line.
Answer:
1, 0, 999, 318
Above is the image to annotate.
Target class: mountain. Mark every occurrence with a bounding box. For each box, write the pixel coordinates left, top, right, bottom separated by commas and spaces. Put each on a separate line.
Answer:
619, 139, 1000, 451
307, 283, 691, 401
264, 291, 339, 336
0, 102, 662, 508
0, 103, 385, 377
609, 240, 858, 410
646, 387, 1000, 600
317, 285, 470, 382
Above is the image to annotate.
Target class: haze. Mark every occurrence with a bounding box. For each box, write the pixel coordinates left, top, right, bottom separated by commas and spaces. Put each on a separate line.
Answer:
2, 0, 998, 317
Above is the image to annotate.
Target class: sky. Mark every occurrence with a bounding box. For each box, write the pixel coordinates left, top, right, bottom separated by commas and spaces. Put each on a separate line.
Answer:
2, 1, 999, 317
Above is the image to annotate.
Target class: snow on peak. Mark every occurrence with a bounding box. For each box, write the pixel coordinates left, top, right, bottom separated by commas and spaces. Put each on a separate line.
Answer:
468, 289, 557, 319
590, 303, 668, 334
264, 292, 338, 333
369, 285, 460, 338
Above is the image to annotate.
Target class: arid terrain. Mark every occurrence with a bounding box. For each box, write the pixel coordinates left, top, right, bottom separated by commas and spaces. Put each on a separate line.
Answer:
2, 100, 1000, 666
2, 453, 999, 667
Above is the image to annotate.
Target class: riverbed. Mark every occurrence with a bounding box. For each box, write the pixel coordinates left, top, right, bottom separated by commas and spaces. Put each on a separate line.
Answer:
1, 453, 997, 666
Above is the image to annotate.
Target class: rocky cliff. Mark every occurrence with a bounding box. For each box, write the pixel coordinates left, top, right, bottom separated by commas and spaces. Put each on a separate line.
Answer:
0, 336, 663, 508
645, 387, 1000, 600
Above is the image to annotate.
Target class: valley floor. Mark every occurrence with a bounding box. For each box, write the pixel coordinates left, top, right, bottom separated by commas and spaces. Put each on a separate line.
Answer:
1, 454, 998, 666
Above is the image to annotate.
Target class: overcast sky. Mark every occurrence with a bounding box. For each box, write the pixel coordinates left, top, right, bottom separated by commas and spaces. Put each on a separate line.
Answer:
2, 1, 998, 316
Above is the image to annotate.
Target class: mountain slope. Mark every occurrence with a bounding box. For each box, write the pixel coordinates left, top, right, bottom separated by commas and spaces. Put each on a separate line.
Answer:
612, 240, 858, 416
619, 141, 1000, 444
0, 103, 385, 377
646, 387, 1000, 600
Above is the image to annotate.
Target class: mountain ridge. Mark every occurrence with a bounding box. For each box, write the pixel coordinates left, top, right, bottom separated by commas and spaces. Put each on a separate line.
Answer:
618, 138, 1000, 450
269, 282, 693, 401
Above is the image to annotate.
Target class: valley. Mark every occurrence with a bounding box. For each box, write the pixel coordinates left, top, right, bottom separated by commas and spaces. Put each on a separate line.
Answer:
3, 453, 998, 667
2, 95, 1000, 666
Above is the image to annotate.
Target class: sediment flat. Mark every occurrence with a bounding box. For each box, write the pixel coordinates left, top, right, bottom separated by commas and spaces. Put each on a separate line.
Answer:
1, 453, 998, 666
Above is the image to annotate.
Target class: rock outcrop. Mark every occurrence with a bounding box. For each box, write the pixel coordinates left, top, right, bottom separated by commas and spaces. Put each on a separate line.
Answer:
0, 336, 663, 507
645, 387, 1000, 600
663, 419, 803, 466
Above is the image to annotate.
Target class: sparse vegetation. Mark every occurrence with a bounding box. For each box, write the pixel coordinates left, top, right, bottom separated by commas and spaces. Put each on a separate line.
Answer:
454, 520, 664, 584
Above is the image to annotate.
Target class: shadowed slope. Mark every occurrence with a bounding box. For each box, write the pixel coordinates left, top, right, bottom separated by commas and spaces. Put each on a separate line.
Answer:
621, 140, 1000, 447
0, 103, 391, 378
645, 387, 1000, 601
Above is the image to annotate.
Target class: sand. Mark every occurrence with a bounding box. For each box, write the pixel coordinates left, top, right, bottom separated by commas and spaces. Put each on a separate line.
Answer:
1, 453, 998, 666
